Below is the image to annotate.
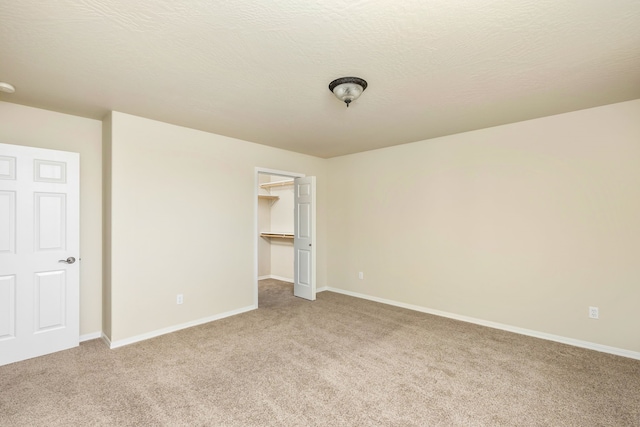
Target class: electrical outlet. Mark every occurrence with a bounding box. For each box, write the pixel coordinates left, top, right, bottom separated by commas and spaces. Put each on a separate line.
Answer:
177, 294, 184, 305
358, 272, 364, 280
588, 306, 598, 319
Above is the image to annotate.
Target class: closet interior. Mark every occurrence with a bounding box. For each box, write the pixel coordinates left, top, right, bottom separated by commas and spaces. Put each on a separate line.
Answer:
258, 174, 294, 282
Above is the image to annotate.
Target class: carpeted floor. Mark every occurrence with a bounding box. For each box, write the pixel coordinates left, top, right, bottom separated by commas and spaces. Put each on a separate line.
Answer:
1, 279, 639, 426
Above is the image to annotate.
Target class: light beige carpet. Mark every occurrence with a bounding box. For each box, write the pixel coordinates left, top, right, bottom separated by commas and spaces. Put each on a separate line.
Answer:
1, 279, 639, 426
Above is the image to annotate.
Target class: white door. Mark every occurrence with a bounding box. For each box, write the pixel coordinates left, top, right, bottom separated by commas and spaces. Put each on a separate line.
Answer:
293, 176, 316, 300
0, 143, 80, 366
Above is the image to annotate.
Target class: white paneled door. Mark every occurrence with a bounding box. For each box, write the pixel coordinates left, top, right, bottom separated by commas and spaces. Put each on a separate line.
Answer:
293, 176, 316, 301
0, 143, 79, 366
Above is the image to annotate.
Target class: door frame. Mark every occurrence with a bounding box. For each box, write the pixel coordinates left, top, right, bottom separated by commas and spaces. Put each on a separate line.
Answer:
254, 167, 305, 307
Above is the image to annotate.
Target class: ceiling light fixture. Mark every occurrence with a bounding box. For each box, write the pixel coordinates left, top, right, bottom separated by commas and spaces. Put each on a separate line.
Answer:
0, 82, 16, 93
328, 77, 367, 108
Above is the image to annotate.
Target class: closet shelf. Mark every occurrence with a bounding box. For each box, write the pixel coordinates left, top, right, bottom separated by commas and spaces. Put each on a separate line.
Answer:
260, 232, 294, 239
260, 179, 294, 189
258, 195, 279, 201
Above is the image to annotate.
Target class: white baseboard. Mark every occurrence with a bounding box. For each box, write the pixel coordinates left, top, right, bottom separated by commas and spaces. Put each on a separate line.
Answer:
326, 287, 640, 361
79, 331, 102, 342
101, 332, 112, 348
316, 286, 328, 292
108, 305, 256, 349
258, 274, 294, 283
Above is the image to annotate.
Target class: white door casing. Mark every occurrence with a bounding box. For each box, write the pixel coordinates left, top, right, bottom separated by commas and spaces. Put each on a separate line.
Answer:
0, 143, 80, 366
293, 176, 316, 301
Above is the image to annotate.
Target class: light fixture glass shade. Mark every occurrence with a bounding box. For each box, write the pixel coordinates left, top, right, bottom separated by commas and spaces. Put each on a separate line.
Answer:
0, 82, 16, 93
329, 77, 367, 107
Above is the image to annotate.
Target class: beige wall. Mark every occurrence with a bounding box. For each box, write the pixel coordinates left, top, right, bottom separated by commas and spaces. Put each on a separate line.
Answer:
0, 101, 103, 336
327, 99, 640, 353
4, 98, 638, 354
106, 112, 327, 342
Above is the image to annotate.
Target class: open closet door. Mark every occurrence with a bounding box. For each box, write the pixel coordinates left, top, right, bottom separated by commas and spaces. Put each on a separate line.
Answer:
293, 176, 316, 301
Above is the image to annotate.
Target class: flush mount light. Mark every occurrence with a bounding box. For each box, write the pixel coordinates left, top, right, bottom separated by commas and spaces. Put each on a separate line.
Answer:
328, 77, 367, 107
0, 82, 16, 93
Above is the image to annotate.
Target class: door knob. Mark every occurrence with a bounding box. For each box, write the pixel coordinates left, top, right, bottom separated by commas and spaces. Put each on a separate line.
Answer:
58, 257, 76, 264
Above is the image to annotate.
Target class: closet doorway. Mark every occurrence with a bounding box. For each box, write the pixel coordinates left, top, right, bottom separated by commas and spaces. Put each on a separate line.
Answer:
254, 168, 316, 306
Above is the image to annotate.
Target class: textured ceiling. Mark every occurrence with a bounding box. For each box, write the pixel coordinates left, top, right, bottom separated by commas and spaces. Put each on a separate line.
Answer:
1, 0, 639, 158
